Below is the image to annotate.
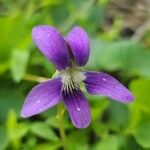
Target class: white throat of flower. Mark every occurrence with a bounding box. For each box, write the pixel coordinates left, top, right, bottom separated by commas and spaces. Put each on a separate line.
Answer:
60, 67, 86, 93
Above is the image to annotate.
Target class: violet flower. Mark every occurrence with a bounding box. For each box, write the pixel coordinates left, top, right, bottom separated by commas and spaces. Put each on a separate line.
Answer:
21, 26, 134, 128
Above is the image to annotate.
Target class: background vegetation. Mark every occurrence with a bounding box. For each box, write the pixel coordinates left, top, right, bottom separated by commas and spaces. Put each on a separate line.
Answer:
0, 0, 150, 149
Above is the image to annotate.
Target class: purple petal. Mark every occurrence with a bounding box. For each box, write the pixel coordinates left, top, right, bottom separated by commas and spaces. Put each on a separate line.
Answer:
66, 26, 90, 66
83, 71, 134, 103
21, 78, 62, 118
32, 25, 70, 71
62, 90, 91, 128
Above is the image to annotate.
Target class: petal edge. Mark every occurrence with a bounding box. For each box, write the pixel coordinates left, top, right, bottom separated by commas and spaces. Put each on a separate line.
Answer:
66, 26, 90, 66
62, 90, 91, 128
21, 78, 62, 118
83, 71, 134, 103
32, 25, 70, 71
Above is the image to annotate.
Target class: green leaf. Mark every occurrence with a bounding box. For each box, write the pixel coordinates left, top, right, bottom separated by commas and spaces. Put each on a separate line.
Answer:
87, 39, 150, 77
115, 136, 140, 150
39, 0, 61, 8
87, 95, 109, 121
0, 15, 32, 75
93, 135, 119, 150
107, 102, 130, 131
30, 122, 58, 141
0, 62, 9, 75
92, 123, 108, 138
0, 127, 9, 150
33, 143, 61, 150
98, 0, 110, 7
0, 88, 24, 122
100, 18, 122, 40
126, 79, 150, 148
128, 79, 150, 132
5, 110, 29, 149
11, 49, 29, 82
66, 130, 88, 150
133, 120, 150, 148
6, 110, 29, 140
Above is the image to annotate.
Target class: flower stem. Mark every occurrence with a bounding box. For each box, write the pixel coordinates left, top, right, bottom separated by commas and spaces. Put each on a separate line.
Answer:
23, 73, 66, 148
56, 104, 66, 149
23, 74, 49, 82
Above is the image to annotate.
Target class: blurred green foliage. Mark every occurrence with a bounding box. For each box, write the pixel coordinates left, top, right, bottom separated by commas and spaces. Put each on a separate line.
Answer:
0, 0, 150, 149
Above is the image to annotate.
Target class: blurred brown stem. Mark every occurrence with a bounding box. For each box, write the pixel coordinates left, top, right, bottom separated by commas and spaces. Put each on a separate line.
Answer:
132, 19, 150, 42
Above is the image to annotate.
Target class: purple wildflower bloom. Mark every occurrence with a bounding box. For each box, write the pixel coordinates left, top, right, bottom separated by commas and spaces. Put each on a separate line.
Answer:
21, 25, 134, 128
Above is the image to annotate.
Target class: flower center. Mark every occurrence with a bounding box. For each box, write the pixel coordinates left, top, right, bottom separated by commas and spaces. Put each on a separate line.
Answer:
60, 67, 86, 93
